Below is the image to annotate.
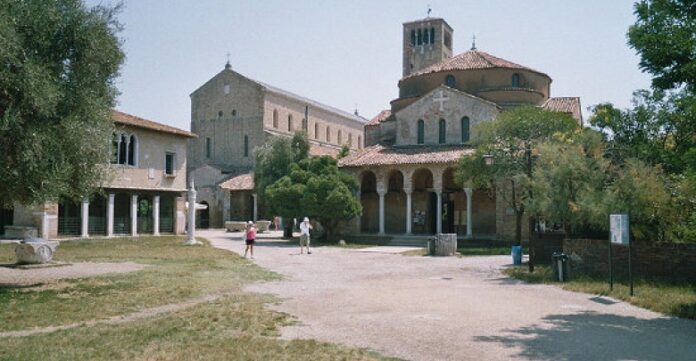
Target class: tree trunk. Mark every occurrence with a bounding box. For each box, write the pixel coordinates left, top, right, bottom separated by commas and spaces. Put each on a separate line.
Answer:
528, 216, 535, 273
514, 211, 523, 246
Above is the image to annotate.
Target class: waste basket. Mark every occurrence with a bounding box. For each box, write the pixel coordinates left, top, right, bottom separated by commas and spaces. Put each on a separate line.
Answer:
511, 245, 523, 265
551, 252, 569, 282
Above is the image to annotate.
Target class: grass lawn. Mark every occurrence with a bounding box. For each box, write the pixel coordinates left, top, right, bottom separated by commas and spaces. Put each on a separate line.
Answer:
0, 237, 398, 360
505, 265, 696, 320
400, 243, 512, 257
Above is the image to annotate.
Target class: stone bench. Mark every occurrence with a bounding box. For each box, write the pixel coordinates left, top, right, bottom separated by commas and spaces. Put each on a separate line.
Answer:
4, 226, 38, 239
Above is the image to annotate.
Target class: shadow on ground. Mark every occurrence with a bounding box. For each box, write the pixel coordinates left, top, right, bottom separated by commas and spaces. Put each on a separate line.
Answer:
474, 311, 696, 361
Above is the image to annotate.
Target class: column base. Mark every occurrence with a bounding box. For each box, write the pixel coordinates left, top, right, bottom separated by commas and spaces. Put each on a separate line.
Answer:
184, 238, 201, 245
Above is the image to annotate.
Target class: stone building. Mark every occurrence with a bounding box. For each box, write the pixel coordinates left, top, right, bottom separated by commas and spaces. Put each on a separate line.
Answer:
339, 17, 582, 241
188, 63, 366, 228
0, 110, 195, 239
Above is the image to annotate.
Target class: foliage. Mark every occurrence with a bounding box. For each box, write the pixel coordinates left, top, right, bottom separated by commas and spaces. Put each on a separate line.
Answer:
0, 0, 124, 206
338, 144, 350, 158
265, 156, 361, 240
628, 0, 696, 91
456, 106, 579, 245
253, 132, 310, 195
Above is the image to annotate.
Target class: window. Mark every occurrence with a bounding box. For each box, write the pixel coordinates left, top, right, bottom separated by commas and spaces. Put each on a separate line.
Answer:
358, 135, 362, 149
165, 152, 176, 176
111, 133, 119, 163
243, 135, 249, 157
512, 73, 521, 87
128, 135, 137, 166
417, 29, 422, 45
444, 32, 452, 49
218, 111, 223, 118
445, 74, 455, 87
224, 84, 230, 94
439, 119, 446, 144
338, 130, 342, 144
206, 137, 212, 158
314, 122, 318, 138
119, 134, 127, 164
417, 119, 425, 144
273, 109, 278, 128
326, 126, 331, 142
424, 28, 429, 44
410, 30, 416, 46
302, 118, 307, 132
461, 117, 471, 143
287, 114, 293, 132
430, 27, 435, 43
232, 109, 236, 117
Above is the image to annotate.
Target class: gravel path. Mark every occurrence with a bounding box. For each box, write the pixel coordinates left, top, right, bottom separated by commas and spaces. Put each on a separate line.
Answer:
202, 229, 696, 361
0, 262, 145, 286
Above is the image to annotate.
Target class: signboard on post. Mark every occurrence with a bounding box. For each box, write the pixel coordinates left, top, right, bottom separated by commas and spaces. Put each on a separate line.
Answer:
610, 214, 629, 245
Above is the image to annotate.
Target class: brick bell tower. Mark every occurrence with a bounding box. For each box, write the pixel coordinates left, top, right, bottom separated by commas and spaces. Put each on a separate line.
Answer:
402, 17, 454, 77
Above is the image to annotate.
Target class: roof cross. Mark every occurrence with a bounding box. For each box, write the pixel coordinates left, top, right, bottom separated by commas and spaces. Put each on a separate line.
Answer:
433, 90, 449, 112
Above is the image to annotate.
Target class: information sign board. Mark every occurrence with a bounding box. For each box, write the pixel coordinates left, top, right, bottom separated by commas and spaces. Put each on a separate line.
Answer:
610, 214, 629, 245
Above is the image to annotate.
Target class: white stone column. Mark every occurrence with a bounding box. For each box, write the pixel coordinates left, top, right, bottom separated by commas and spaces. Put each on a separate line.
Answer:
130, 194, 138, 237
465, 187, 473, 239
185, 180, 199, 245
378, 190, 386, 235
107, 193, 114, 237
81, 198, 89, 238
153, 195, 160, 236
252, 193, 258, 221
405, 190, 413, 235
435, 190, 442, 234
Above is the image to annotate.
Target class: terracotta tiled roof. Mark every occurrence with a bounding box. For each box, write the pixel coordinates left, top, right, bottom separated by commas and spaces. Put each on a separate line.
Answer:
218, 172, 254, 191
338, 144, 474, 167
366, 110, 392, 126
542, 97, 581, 114
309, 143, 339, 157
404, 49, 548, 80
112, 110, 196, 138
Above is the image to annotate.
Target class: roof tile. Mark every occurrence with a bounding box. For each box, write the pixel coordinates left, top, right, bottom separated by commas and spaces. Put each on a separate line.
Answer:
338, 144, 474, 167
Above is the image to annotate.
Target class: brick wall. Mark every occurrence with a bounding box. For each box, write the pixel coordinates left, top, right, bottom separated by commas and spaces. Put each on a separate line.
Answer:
563, 239, 696, 280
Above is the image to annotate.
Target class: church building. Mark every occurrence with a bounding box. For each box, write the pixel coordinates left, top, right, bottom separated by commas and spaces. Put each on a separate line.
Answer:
338, 17, 582, 241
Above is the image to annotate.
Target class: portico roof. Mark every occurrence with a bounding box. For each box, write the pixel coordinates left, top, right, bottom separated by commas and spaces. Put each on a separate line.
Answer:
338, 144, 474, 167
218, 172, 254, 191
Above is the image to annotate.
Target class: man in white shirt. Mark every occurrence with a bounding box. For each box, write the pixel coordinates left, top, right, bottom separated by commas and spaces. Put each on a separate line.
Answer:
299, 217, 312, 255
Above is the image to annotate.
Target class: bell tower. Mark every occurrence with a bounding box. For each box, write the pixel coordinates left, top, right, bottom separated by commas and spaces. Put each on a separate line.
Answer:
402, 17, 454, 77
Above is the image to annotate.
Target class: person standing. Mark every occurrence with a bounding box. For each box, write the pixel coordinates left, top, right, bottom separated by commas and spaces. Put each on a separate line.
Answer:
299, 217, 312, 255
244, 221, 256, 259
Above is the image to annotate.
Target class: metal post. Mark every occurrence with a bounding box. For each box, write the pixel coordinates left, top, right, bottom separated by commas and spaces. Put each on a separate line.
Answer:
628, 238, 634, 296
608, 238, 613, 291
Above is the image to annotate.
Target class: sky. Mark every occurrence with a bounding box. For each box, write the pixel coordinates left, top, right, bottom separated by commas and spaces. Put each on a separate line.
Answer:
89, 0, 652, 131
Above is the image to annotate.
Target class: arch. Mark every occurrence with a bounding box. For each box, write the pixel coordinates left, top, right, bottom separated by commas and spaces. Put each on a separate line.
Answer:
338, 130, 343, 144
430, 27, 435, 43
197, 201, 210, 229
273, 109, 278, 128
58, 198, 81, 236
417, 119, 425, 144
243, 135, 249, 157
512, 73, 521, 87
128, 134, 137, 166
445, 74, 455, 87
360, 170, 377, 193
326, 126, 331, 142
411, 168, 436, 234
287, 114, 293, 132
111, 133, 119, 163
358, 135, 362, 148
314, 122, 318, 139
359, 170, 379, 233
386, 169, 406, 233
348, 133, 353, 147
438, 119, 446, 144
412, 168, 434, 191
461, 116, 471, 143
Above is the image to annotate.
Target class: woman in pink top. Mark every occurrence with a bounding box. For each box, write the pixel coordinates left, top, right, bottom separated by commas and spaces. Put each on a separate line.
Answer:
243, 221, 256, 259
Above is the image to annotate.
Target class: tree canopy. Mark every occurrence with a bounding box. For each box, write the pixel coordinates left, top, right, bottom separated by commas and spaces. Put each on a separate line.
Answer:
0, 0, 124, 206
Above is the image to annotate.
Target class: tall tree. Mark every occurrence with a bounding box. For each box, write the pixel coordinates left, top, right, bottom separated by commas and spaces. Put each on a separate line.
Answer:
0, 0, 124, 206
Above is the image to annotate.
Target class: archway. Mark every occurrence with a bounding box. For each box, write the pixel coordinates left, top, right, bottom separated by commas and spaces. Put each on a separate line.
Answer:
0, 206, 13, 236
359, 171, 378, 233
442, 168, 466, 235
385, 170, 406, 234
58, 198, 81, 236
197, 201, 210, 229
411, 168, 435, 234
137, 195, 153, 234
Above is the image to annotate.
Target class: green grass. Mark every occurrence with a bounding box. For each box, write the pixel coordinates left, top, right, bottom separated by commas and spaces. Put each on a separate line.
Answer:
504, 265, 696, 319
0, 237, 398, 360
400, 244, 511, 257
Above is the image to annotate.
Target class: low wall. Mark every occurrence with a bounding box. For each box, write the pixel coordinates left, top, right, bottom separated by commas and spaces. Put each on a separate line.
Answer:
563, 239, 696, 280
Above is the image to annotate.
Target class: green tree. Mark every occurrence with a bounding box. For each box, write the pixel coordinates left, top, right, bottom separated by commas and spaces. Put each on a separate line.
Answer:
265, 156, 361, 240
0, 0, 124, 206
456, 106, 579, 270
628, 0, 696, 91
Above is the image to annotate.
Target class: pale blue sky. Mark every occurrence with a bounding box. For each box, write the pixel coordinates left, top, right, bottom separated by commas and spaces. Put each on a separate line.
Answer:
92, 0, 651, 131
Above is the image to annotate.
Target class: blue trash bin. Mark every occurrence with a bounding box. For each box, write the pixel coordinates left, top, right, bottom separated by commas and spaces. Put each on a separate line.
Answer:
511, 245, 523, 265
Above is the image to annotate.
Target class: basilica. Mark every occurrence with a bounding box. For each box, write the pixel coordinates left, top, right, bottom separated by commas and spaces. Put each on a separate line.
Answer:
338, 17, 582, 241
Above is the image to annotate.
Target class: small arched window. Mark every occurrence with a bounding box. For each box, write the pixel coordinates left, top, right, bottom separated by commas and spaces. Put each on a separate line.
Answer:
461, 117, 470, 143
417, 119, 425, 144
338, 130, 342, 144
314, 122, 318, 138
326, 126, 331, 142
438, 119, 446, 144
287, 115, 293, 131
218, 111, 223, 118
430, 27, 435, 43
445, 74, 455, 87
512, 73, 521, 87
358, 136, 362, 149
348, 133, 353, 147
244, 135, 249, 157
128, 135, 137, 166
272, 109, 278, 128
417, 29, 422, 45
119, 134, 127, 164
424, 29, 429, 44
111, 133, 119, 163
410, 30, 416, 46
232, 109, 237, 117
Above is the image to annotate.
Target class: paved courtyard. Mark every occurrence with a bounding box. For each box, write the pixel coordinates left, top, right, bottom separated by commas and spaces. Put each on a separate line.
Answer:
201, 229, 696, 361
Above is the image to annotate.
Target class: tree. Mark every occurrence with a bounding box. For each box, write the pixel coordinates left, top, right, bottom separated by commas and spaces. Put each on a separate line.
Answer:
628, 0, 696, 91
265, 156, 361, 240
0, 0, 124, 207
456, 106, 579, 270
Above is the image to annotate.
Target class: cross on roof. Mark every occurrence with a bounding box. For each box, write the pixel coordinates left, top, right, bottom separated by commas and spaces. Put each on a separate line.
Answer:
433, 90, 449, 112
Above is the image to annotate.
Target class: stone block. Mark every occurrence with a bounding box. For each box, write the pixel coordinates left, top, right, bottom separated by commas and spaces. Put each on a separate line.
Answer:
15, 238, 59, 264
225, 221, 247, 232
4, 226, 37, 239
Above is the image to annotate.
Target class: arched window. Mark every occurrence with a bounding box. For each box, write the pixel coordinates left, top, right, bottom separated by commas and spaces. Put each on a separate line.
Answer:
326, 126, 331, 142
338, 130, 342, 144
424, 28, 429, 44
218, 111, 223, 118
287, 115, 293, 132
119, 134, 127, 164
438, 119, 446, 144
302, 118, 307, 132
358, 136, 362, 149
314, 122, 318, 138
461, 117, 471, 143
430, 27, 435, 43
272, 109, 278, 128
128, 135, 137, 166
232, 109, 236, 117
111, 133, 119, 163
445, 74, 455, 87
410, 30, 416, 46
348, 133, 353, 147
417, 29, 422, 45
512, 73, 521, 87
417, 119, 425, 144
243, 135, 249, 157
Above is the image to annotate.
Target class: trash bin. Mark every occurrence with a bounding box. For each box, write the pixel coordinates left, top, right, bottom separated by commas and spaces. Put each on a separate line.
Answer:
511, 245, 523, 265
551, 252, 569, 282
